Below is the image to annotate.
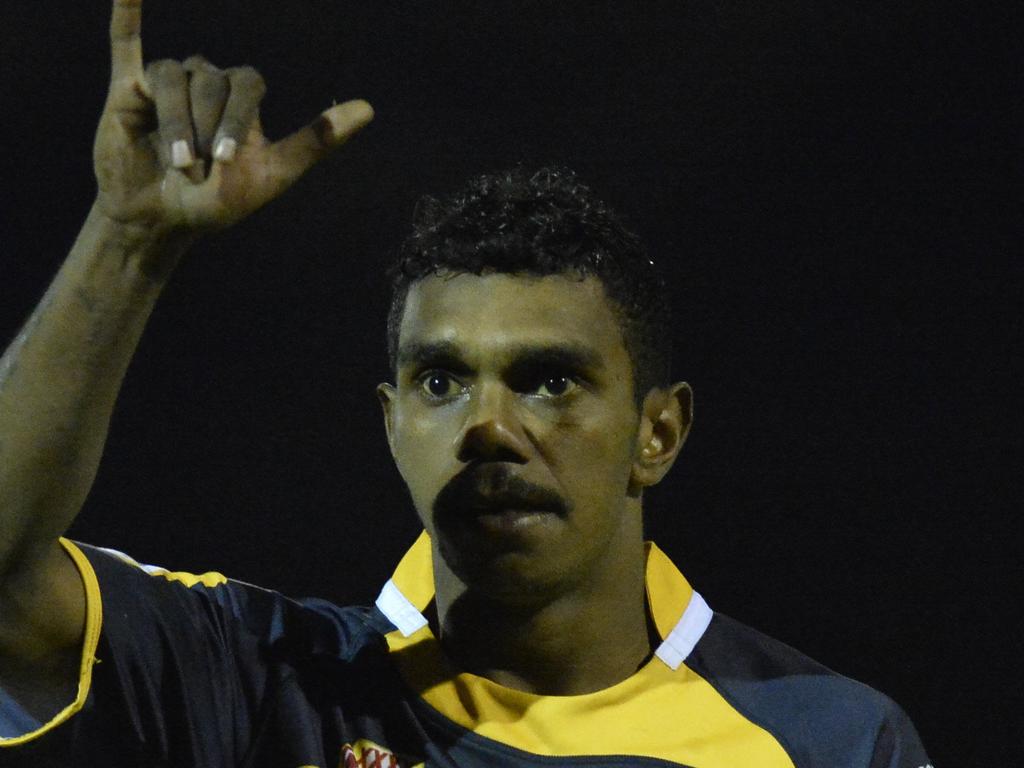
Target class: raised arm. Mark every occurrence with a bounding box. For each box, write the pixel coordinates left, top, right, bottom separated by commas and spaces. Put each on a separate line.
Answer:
0, 0, 371, 723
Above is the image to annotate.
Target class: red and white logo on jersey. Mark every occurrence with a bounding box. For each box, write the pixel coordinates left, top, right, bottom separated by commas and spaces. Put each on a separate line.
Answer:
338, 740, 419, 768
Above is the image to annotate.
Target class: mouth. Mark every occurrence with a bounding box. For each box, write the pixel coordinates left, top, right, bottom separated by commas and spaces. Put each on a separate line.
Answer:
466, 489, 564, 514
471, 506, 559, 534
432, 465, 570, 540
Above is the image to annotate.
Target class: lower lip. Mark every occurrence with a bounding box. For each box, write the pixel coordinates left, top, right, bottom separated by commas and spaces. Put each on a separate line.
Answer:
474, 509, 554, 534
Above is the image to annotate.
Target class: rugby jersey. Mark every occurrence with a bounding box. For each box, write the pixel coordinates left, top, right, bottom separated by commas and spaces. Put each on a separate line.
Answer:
0, 533, 931, 767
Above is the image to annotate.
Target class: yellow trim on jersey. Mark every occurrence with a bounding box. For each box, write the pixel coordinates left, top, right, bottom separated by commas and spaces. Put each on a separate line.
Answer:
644, 543, 694, 639
95, 545, 228, 588
389, 530, 434, 608
146, 568, 228, 588
383, 535, 796, 767
0, 538, 103, 747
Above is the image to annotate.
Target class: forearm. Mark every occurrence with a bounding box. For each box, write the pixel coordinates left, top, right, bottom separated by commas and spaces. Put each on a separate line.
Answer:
0, 203, 190, 579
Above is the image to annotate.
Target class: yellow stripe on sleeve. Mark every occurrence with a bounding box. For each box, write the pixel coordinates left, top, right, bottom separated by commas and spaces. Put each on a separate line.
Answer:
0, 538, 103, 747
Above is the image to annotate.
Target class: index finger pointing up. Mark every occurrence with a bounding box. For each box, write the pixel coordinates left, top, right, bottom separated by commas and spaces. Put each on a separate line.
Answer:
110, 0, 144, 82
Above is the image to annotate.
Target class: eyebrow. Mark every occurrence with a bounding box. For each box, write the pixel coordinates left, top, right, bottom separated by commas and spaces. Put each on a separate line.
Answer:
396, 340, 604, 376
506, 344, 604, 376
397, 341, 472, 374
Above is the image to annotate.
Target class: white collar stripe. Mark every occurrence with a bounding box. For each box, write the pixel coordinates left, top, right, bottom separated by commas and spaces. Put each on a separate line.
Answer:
654, 591, 713, 670
376, 576, 713, 667
376, 579, 429, 637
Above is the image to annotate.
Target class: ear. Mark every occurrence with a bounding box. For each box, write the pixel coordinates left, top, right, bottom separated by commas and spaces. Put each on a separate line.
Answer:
630, 381, 693, 491
376, 382, 398, 454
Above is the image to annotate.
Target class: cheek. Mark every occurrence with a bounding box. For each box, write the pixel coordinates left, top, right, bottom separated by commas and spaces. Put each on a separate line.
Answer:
543, 410, 637, 490
392, 406, 460, 485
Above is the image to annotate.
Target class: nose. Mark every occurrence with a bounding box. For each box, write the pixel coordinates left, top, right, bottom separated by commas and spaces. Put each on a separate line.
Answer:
456, 382, 530, 464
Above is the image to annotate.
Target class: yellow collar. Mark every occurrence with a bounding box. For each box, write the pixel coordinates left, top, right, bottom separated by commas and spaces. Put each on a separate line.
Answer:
375, 529, 712, 679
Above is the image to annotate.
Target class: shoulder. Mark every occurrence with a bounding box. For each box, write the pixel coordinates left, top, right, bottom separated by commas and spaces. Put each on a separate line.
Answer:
687, 612, 930, 768
74, 541, 382, 661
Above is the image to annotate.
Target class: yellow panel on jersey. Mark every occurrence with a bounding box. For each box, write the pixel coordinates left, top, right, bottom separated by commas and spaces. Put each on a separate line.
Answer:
0, 539, 103, 747
383, 535, 795, 767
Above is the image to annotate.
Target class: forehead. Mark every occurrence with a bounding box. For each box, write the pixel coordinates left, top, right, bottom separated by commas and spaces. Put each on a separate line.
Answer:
398, 272, 628, 364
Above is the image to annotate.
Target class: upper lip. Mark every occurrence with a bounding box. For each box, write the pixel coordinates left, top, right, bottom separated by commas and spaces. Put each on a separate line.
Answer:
434, 464, 569, 519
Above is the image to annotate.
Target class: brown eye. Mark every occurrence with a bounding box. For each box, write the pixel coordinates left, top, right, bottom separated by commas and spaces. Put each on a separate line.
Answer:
535, 375, 576, 398
421, 372, 459, 398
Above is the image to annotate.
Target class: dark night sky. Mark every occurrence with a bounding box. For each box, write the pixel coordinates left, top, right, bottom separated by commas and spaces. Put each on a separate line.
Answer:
1, 1, 1020, 763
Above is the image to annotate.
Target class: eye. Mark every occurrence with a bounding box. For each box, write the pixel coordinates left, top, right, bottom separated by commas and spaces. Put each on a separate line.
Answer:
533, 374, 578, 398
419, 371, 463, 399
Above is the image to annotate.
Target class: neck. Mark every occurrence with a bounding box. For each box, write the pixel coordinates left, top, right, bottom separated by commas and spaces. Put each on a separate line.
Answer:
431, 522, 651, 696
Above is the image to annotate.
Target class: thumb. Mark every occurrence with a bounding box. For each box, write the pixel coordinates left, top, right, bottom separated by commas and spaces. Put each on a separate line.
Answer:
267, 99, 374, 188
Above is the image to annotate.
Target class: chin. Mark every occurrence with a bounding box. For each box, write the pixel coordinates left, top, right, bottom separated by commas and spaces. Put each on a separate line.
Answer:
443, 544, 575, 605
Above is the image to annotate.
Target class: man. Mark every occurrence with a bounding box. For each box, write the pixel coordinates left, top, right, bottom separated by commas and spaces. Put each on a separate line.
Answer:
0, 1, 930, 766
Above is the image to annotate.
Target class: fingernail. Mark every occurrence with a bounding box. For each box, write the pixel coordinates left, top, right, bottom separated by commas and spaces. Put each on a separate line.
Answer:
171, 140, 194, 169
213, 137, 238, 163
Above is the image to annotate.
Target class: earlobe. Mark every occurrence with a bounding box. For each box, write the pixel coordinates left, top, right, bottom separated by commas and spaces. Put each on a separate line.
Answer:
631, 382, 693, 490
376, 382, 397, 452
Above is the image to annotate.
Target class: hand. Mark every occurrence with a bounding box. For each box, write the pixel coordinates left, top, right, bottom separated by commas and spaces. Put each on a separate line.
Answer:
93, 0, 373, 235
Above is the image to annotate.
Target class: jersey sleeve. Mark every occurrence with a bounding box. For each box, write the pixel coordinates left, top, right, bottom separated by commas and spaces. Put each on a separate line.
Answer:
0, 538, 371, 766
868, 700, 933, 768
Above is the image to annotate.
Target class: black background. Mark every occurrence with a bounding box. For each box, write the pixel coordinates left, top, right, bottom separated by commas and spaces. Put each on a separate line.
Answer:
1, 1, 1020, 763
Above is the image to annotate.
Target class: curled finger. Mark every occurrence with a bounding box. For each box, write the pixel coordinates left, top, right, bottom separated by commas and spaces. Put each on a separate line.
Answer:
184, 55, 229, 157
212, 66, 267, 163
146, 58, 195, 169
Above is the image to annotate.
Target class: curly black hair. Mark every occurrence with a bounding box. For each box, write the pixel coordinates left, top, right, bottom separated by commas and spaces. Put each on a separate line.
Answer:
387, 166, 672, 402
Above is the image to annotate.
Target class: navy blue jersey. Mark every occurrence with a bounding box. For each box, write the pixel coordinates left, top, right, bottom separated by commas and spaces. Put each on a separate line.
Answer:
0, 535, 932, 767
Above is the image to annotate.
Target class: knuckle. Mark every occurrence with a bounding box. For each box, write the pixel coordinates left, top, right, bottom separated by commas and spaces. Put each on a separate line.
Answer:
230, 66, 267, 97
183, 54, 212, 70
146, 58, 182, 80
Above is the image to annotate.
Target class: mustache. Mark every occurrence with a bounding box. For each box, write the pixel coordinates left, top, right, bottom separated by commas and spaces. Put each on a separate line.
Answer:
433, 464, 570, 519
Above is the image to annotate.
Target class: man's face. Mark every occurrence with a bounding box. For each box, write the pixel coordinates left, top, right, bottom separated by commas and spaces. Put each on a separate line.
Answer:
380, 272, 646, 600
